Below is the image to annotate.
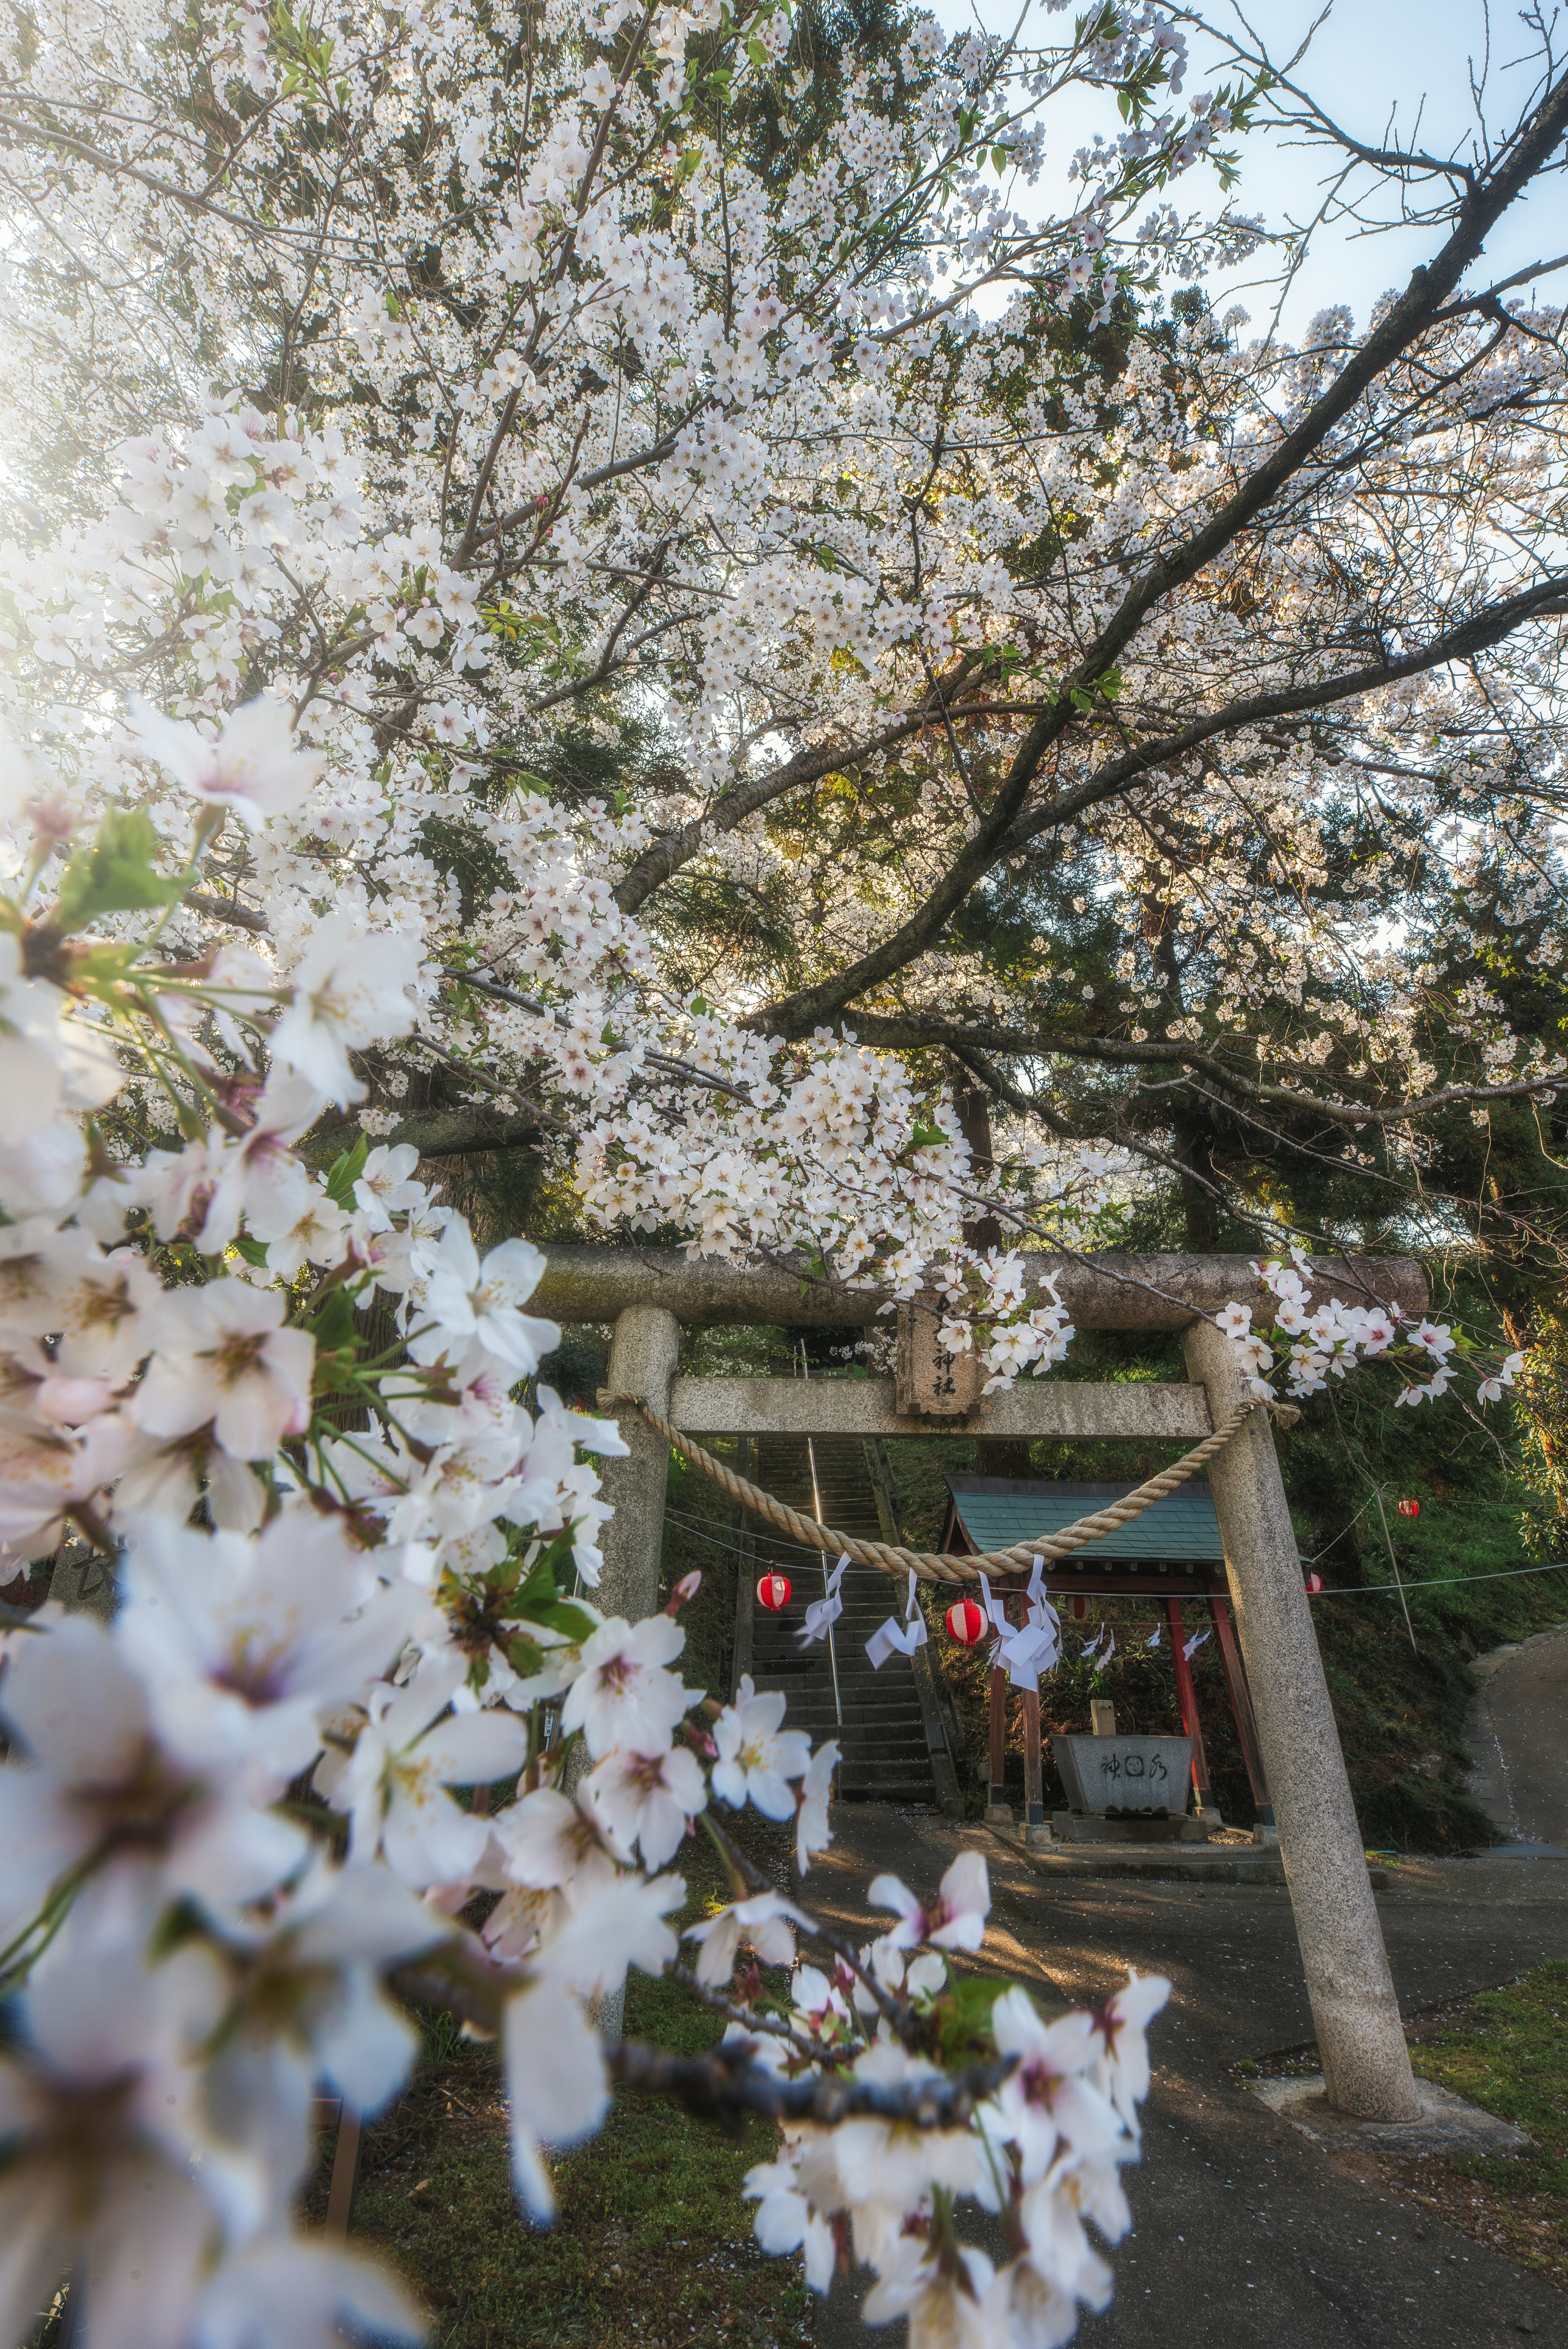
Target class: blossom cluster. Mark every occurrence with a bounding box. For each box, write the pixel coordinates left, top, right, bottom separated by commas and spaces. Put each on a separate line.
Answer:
746, 1858, 1169, 2346
1218, 1253, 1523, 1410
0, 0, 1289, 1376
0, 0, 1548, 1413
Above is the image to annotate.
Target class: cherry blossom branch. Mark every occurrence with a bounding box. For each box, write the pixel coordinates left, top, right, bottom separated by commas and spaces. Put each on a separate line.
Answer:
606, 2039, 1016, 2131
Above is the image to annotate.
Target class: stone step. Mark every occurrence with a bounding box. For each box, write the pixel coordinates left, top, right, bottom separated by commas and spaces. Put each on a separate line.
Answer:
828, 1767, 933, 1800
751, 1647, 924, 1676
777, 1700, 920, 1716
772, 1718, 928, 1740
841, 1766, 942, 1792
752, 1689, 925, 1719
743, 1436, 936, 1804
789, 1732, 930, 1752
838, 1738, 936, 1763
769, 1714, 928, 1739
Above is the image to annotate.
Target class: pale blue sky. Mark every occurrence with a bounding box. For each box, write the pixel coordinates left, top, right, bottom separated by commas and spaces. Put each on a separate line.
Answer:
932, 1, 1566, 334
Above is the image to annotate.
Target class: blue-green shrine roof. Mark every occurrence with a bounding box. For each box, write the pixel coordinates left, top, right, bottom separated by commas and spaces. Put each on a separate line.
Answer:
944, 1477, 1225, 1565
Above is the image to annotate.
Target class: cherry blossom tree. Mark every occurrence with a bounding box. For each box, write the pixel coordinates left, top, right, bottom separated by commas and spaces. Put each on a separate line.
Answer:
0, 0, 1558, 1398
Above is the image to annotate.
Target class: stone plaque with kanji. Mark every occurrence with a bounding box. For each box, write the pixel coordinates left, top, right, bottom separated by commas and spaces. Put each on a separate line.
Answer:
895, 1297, 989, 1417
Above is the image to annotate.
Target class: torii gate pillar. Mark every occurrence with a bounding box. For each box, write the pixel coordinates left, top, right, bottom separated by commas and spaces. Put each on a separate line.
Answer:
1183, 1318, 1420, 2119
593, 1306, 679, 1624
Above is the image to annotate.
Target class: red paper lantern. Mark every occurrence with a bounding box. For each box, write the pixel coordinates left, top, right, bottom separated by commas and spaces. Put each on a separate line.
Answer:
1396, 1498, 1420, 1519
1305, 1571, 1323, 1594
757, 1571, 791, 1612
945, 1597, 987, 1646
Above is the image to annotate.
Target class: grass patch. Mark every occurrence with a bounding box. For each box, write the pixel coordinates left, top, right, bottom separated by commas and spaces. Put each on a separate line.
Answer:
1237, 1964, 1568, 2291
1386, 1961, 1568, 2291
318, 1822, 812, 2349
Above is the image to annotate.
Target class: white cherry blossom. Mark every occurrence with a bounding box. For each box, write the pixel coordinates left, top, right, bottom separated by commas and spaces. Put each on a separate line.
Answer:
269, 916, 423, 1104
711, 1676, 813, 1819
687, 1890, 800, 1987
584, 1738, 707, 1868
329, 1654, 529, 1888
116, 1512, 421, 1778
0, 1610, 309, 1940
869, 1851, 991, 1953
129, 693, 323, 829
406, 1226, 560, 1375
132, 1277, 314, 1460
560, 1614, 695, 1761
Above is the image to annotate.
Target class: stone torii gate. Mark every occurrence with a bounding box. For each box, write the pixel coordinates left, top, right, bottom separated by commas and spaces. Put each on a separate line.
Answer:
532, 1245, 1428, 2124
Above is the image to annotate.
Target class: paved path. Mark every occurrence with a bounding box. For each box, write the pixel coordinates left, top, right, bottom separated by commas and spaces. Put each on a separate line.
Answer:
1468, 1620, 1568, 1853
808, 1805, 1568, 2349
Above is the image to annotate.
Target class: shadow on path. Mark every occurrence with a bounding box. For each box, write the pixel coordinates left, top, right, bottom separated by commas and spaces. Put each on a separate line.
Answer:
806, 1801, 1568, 2349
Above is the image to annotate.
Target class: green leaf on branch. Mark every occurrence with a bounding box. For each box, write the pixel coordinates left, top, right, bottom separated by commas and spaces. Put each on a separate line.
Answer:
305, 1288, 359, 1355
504, 1631, 547, 1679
934, 1971, 1006, 2062
508, 1537, 599, 1644
323, 1131, 369, 1206
53, 808, 184, 932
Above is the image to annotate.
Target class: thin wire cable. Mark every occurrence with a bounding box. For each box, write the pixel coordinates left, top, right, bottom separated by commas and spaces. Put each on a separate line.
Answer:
1311, 1561, 1568, 1598
664, 1509, 817, 1570
1299, 1486, 1383, 1565
666, 1502, 811, 1551
1371, 1484, 1419, 1654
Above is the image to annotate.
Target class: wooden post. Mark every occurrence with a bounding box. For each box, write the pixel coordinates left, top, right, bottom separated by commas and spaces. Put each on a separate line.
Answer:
1021, 1687, 1044, 1827
1207, 1592, 1271, 1822
1165, 1597, 1213, 1812
987, 1655, 1009, 1817
316, 2098, 364, 2242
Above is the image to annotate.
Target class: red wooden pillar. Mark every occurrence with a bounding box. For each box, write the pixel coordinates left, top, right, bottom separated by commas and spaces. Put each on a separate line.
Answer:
1165, 1597, 1213, 1812
1207, 1590, 1274, 1825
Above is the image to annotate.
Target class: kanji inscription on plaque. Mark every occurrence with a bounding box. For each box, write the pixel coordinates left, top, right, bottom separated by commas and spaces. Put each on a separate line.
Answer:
895, 1297, 989, 1417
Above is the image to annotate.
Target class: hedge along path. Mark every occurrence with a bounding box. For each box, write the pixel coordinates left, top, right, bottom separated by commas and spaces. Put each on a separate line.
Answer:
606, 1391, 1301, 1587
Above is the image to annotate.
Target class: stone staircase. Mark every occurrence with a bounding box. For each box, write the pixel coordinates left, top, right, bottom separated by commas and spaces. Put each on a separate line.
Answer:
745, 1433, 936, 1807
